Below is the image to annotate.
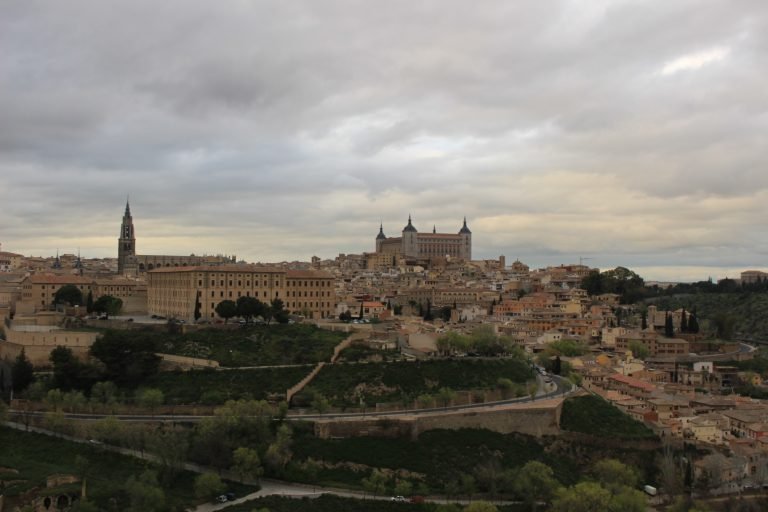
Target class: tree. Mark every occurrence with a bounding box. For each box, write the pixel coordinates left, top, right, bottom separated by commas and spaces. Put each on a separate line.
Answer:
628, 340, 649, 360
194, 472, 225, 499
553, 355, 562, 375
264, 424, 293, 472
54, 284, 84, 306
232, 447, 263, 483
437, 387, 456, 408
50, 346, 99, 392
311, 393, 330, 414
514, 461, 560, 511
137, 388, 164, 414
688, 310, 700, 334
93, 295, 122, 318
11, 348, 34, 393
125, 470, 165, 512
359, 302, 364, 320
86, 290, 94, 314
680, 309, 688, 333
194, 292, 202, 322
236, 296, 265, 323
394, 479, 413, 497
591, 459, 639, 493
271, 298, 289, 324
90, 381, 118, 409
423, 299, 434, 321
215, 300, 237, 323
551, 482, 611, 512
362, 468, 389, 497
89, 330, 161, 387
641, 310, 648, 330
665, 312, 674, 338
497, 378, 514, 399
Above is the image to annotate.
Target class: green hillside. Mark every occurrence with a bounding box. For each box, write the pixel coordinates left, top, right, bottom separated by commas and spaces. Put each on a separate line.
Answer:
646, 291, 768, 340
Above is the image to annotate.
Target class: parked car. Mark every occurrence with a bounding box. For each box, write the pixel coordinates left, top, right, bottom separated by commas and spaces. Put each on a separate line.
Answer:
390, 496, 408, 502
215, 495, 228, 503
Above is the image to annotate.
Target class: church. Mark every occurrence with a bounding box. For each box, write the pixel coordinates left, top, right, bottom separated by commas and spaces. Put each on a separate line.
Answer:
375, 216, 472, 261
117, 201, 235, 275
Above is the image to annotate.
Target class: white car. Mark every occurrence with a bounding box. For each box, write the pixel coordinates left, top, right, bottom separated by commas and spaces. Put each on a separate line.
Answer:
390, 496, 408, 502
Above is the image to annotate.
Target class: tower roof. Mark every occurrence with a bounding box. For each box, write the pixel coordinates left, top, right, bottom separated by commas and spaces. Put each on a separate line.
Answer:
124, 199, 131, 217
459, 217, 471, 234
376, 223, 386, 240
403, 215, 417, 233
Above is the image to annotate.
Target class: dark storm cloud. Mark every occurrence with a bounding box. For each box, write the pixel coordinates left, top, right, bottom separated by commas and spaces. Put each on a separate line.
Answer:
1, 0, 766, 280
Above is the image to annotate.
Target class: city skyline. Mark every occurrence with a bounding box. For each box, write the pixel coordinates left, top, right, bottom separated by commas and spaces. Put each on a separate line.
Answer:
1, 1, 766, 282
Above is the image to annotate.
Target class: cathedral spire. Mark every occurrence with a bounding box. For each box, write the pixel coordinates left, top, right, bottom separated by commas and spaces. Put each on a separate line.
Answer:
124, 196, 131, 217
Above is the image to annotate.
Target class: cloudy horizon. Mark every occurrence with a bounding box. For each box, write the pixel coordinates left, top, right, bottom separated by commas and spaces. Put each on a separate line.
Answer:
1, 1, 766, 282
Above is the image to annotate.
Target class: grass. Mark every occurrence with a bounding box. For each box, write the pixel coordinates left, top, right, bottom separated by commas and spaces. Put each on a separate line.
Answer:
560, 395, 657, 440
144, 366, 312, 404
146, 323, 346, 366
307, 358, 533, 407
0, 426, 245, 511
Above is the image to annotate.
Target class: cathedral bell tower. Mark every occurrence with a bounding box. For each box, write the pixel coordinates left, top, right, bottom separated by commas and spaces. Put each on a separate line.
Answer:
117, 200, 136, 275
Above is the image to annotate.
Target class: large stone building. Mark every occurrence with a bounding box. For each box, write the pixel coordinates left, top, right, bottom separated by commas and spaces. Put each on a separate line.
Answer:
147, 265, 336, 321
375, 216, 472, 261
117, 200, 234, 275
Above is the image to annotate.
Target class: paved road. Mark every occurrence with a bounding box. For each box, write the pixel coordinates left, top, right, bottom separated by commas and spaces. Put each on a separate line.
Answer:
8, 375, 574, 424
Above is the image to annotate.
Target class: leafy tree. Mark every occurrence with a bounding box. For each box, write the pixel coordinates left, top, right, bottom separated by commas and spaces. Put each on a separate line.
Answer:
93, 295, 123, 318
194, 472, 225, 499
265, 423, 293, 472
90, 381, 118, 408
362, 468, 389, 497
628, 340, 649, 360
215, 300, 238, 323
712, 313, 736, 339
393, 479, 413, 497
237, 296, 265, 323
591, 459, 639, 492
62, 390, 87, 412
232, 446, 264, 483
89, 330, 161, 387
11, 348, 34, 393
50, 346, 100, 392
311, 393, 331, 414
514, 461, 560, 511
551, 482, 611, 512
497, 378, 514, 399
460, 473, 477, 500
437, 387, 456, 407
125, 469, 166, 510
137, 388, 164, 414
54, 284, 84, 306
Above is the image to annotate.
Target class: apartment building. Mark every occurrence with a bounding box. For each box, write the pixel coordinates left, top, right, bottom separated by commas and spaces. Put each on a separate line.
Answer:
147, 265, 335, 321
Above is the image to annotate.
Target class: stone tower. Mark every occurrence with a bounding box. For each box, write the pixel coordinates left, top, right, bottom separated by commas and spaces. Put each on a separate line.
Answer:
401, 215, 418, 258
459, 217, 472, 260
375, 223, 387, 252
117, 200, 136, 275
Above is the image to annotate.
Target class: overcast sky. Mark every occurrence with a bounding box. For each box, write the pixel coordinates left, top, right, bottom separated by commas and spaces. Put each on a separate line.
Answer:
1, 1, 766, 281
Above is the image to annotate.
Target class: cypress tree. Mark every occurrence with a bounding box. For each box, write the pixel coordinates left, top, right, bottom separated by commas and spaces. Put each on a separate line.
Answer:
680, 309, 688, 333
664, 312, 674, 338
641, 310, 648, 330
86, 290, 94, 314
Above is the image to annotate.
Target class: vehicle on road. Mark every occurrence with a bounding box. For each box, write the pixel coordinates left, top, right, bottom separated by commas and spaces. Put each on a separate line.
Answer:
390, 496, 408, 502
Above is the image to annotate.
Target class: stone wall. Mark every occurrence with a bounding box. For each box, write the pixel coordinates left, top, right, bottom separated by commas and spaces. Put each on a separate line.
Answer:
156, 353, 220, 369
313, 398, 564, 440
